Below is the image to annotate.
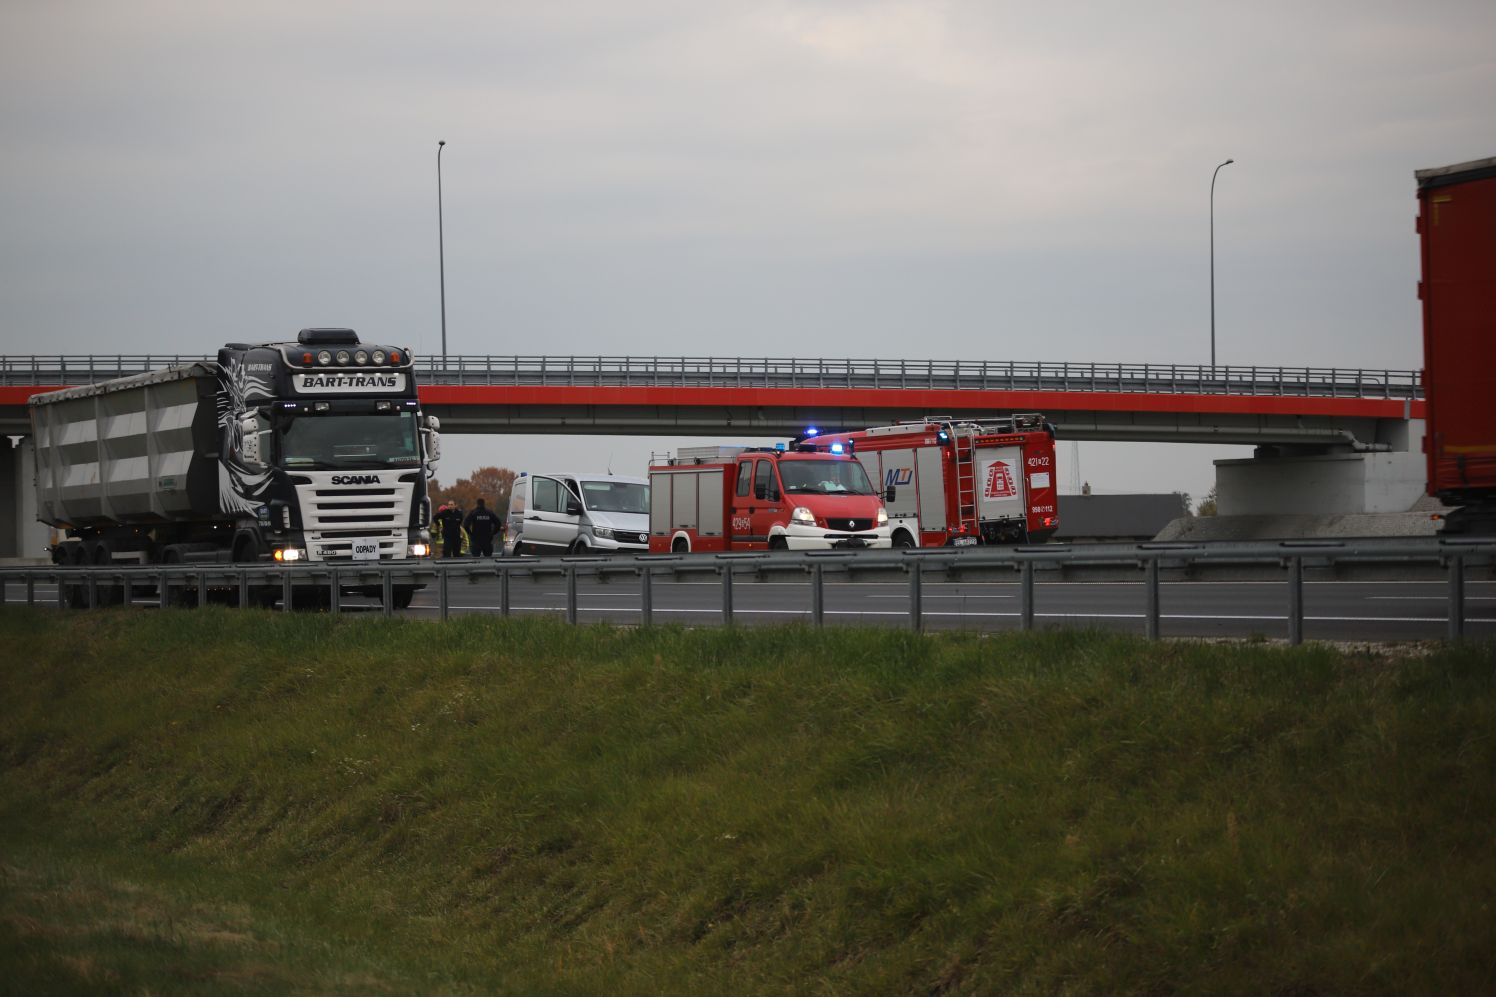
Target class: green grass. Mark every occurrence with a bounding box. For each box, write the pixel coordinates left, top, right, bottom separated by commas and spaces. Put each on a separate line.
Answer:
3, 608, 1495, 993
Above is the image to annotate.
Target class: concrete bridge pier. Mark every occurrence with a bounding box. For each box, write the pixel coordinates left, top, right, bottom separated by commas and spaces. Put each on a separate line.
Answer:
1215, 418, 1425, 516
1, 436, 48, 561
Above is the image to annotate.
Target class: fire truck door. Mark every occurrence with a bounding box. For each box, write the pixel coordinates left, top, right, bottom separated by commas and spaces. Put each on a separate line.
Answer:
734, 457, 780, 549
975, 446, 1024, 524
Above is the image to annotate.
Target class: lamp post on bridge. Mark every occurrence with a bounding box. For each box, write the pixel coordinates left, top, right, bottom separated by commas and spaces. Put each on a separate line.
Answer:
437, 139, 448, 369
1210, 157, 1235, 374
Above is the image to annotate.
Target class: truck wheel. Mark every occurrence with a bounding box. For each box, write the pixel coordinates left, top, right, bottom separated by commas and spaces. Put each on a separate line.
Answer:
233, 536, 277, 608
91, 541, 123, 606
388, 585, 417, 611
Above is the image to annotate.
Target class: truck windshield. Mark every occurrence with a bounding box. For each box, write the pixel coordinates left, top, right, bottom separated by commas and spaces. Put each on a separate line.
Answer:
580, 480, 649, 514
278, 412, 421, 469
779, 459, 875, 496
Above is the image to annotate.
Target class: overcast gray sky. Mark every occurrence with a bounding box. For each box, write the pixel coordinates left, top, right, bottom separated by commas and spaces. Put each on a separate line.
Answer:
4, 1, 1493, 500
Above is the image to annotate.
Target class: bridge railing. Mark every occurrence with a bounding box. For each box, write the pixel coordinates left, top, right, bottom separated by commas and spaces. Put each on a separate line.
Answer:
0, 354, 1424, 399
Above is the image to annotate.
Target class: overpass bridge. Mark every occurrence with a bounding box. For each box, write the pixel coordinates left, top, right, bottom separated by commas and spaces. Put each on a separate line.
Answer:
1, 354, 1422, 447
1, 354, 1428, 558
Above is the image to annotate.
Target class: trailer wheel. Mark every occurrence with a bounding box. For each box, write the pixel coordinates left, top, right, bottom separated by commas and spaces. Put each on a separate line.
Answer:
62, 543, 89, 609
91, 541, 123, 606
162, 546, 199, 608
233, 535, 278, 608
892, 530, 916, 549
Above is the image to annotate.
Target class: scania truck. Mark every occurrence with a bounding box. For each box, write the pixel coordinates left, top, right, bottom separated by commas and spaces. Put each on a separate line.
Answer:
814, 415, 1059, 547
31, 328, 441, 607
648, 441, 893, 552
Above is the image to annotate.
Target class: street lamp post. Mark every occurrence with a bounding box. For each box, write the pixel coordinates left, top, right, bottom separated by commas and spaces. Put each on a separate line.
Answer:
437, 139, 447, 368
1210, 157, 1235, 373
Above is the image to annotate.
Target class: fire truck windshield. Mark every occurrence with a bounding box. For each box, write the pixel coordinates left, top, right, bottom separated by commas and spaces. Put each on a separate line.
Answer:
278, 412, 421, 469
779, 459, 875, 496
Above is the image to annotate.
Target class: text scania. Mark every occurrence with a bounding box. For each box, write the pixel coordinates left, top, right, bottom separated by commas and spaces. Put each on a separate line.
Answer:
331, 474, 381, 485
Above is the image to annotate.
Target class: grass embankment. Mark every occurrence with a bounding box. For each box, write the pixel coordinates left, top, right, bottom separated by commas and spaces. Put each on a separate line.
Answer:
2, 610, 1494, 993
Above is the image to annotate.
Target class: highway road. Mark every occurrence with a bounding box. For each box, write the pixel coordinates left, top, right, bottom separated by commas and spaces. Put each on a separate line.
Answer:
12, 576, 1492, 642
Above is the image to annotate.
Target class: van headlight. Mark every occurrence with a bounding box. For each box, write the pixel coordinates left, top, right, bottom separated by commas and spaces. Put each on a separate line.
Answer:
592, 527, 615, 540
791, 506, 816, 526
877, 507, 888, 525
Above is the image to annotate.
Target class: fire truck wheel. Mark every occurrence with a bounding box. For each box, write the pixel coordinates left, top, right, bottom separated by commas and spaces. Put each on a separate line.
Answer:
671, 537, 690, 554
892, 531, 916, 549
768, 535, 788, 551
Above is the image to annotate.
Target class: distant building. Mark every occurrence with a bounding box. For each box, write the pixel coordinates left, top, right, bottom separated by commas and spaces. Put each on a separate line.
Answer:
1052, 493, 1191, 543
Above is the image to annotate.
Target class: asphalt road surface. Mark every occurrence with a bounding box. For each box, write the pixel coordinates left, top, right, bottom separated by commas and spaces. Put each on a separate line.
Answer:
13, 576, 1486, 642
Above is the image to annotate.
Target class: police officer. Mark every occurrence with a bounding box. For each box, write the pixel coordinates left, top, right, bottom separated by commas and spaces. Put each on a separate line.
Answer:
435, 503, 465, 558
464, 497, 502, 558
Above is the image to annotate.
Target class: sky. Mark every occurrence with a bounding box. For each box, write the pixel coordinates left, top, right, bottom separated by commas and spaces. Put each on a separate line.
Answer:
3, 0, 1493, 503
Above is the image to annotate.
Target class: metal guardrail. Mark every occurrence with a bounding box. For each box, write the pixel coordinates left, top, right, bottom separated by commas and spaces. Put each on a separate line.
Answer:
0, 355, 1424, 399
3, 539, 1489, 643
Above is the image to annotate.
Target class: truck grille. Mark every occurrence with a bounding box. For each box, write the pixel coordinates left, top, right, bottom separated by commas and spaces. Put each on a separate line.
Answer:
306, 487, 400, 529
825, 518, 874, 532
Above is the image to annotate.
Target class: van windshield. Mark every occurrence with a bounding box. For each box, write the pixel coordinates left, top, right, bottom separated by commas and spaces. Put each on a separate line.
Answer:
779, 459, 875, 496
580, 480, 649, 514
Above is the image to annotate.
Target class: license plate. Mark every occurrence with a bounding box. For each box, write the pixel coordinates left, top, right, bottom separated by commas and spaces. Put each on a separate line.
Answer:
952, 537, 978, 547
351, 540, 380, 560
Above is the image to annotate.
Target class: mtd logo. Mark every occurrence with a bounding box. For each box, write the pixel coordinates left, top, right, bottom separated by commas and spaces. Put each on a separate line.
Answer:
883, 467, 913, 488
983, 461, 1017, 500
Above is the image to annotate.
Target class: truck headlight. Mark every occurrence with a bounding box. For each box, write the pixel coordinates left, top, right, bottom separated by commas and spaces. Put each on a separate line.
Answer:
408, 542, 430, 557
791, 506, 816, 526
273, 547, 305, 562
877, 507, 888, 525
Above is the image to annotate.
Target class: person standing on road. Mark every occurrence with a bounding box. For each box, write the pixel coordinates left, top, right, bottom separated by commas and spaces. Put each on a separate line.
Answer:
464, 497, 502, 558
436, 503, 465, 558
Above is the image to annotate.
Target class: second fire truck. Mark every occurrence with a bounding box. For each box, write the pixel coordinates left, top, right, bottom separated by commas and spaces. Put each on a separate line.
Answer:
815, 414, 1059, 547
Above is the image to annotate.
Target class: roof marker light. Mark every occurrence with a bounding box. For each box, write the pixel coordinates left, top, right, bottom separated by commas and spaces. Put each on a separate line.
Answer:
390, 351, 403, 364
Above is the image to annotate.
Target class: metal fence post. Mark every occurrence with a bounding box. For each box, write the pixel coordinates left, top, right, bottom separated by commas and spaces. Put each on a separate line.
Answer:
639, 567, 652, 626
196, 571, 207, 607
566, 564, 578, 625
499, 563, 511, 617
87, 570, 98, 609
909, 564, 923, 632
56, 572, 67, 610
1145, 558, 1161, 640
238, 569, 249, 610
1449, 554, 1465, 643
382, 568, 393, 619
721, 564, 734, 626
26, 573, 35, 606
159, 569, 170, 610
330, 568, 341, 615
281, 568, 293, 612
122, 571, 133, 607
1020, 560, 1035, 630
812, 563, 824, 627
1288, 556, 1304, 645
438, 566, 449, 622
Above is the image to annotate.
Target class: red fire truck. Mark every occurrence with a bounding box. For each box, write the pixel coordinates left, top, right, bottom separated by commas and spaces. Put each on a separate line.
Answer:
815, 414, 1059, 547
648, 443, 893, 552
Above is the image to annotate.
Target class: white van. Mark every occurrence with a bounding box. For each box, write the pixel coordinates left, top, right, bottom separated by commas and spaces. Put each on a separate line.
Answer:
506, 473, 650, 555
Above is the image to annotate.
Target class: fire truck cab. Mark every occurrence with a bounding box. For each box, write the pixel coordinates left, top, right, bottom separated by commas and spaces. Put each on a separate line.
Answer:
648, 442, 893, 552
816, 415, 1059, 547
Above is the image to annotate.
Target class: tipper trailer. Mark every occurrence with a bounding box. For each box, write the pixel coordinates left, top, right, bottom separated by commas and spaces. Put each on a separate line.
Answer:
814, 414, 1059, 547
1417, 156, 1496, 534
648, 442, 893, 552
31, 328, 442, 607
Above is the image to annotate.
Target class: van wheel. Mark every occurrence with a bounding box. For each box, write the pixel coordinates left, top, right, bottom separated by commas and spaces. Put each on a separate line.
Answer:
892, 531, 916, 549
512, 541, 529, 557
568, 540, 587, 556
672, 537, 690, 554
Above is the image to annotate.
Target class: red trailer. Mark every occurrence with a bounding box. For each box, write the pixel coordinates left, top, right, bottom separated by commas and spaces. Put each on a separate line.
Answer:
815, 414, 1059, 547
1417, 156, 1496, 533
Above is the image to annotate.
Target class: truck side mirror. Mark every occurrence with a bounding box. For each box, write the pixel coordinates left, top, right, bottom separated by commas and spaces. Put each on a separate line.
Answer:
238, 415, 261, 465
423, 427, 442, 469
885, 485, 897, 503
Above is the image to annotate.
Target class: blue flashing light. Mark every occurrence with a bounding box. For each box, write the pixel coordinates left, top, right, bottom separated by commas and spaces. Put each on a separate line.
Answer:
805, 426, 819, 437
775, 442, 787, 451
937, 430, 950, 441
830, 442, 845, 454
